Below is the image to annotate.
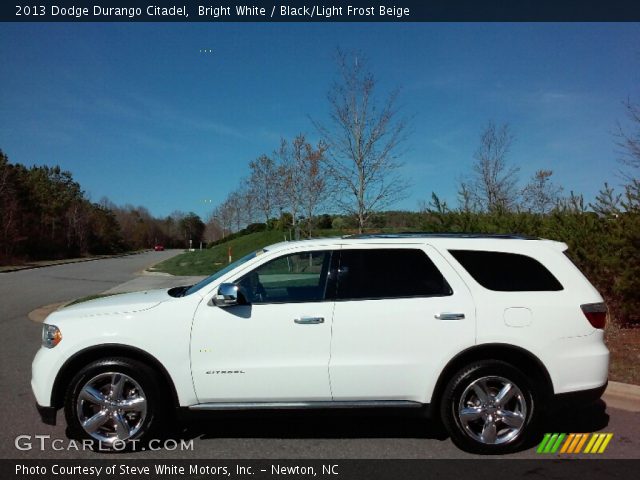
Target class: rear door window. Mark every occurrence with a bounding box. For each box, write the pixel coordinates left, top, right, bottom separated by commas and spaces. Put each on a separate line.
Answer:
332, 249, 452, 300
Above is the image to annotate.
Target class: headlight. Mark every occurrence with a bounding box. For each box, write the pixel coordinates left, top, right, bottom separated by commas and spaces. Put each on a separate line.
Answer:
42, 324, 62, 348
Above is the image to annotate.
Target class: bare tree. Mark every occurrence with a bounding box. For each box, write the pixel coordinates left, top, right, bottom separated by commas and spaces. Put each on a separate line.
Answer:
65, 200, 90, 253
248, 154, 282, 226
313, 50, 409, 233
222, 180, 258, 228
464, 121, 519, 213
278, 134, 329, 237
226, 190, 244, 232
522, 169, 563, 214
612, 97, 640, 213
616, 98, 640, 175
212, 200, 234, 238
204, 213, 224, 243
457, 182, 477, 213
300, 140, 328, 236
277, 136, 305, 230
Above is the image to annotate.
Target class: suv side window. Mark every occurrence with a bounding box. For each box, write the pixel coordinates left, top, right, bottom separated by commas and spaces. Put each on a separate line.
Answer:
449, 250, 563, 291
237, 251, 332, 304
332, 248, 452, 300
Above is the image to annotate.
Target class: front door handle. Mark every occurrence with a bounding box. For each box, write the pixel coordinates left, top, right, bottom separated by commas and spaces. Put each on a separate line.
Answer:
294, 317, 325, 324
435, 312, 465, 320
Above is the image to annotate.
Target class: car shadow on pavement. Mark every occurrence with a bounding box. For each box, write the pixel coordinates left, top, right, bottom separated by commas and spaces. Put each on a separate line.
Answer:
178, 409, 449, 441
177, 400, 609, 447
521, 399, 610, 451
541, 399, 610, 433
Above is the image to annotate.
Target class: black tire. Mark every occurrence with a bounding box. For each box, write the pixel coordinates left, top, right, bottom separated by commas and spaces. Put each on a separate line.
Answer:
64, 357, 167, 450
440, 360, 539, 454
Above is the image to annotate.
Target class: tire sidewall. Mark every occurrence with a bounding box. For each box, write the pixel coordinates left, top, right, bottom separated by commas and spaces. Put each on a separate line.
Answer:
64, 358, 163, 450
441, 361, 537, 454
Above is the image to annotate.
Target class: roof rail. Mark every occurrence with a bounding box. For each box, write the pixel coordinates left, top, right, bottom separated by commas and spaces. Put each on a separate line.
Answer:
342, 232, 539, 240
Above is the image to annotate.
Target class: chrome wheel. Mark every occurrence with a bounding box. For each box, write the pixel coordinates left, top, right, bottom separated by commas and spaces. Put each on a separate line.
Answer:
457, 375, 527, 445
76, 372, 147, 443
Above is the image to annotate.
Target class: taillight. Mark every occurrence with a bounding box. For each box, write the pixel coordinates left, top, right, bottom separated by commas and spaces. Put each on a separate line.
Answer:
581, 303, 607, 329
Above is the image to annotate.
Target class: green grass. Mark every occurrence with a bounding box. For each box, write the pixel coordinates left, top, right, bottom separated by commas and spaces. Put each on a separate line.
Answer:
151, 229, 346, 276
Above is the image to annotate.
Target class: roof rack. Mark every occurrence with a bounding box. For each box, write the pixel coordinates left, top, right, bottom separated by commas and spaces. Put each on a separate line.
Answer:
342, 232, 539, 240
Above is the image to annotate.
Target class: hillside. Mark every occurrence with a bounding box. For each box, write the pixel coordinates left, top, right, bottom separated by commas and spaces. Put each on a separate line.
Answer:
151, 229, 344, 276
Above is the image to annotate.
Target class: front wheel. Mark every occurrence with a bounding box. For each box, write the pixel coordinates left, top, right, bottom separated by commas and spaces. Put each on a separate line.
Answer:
64, 358, 165, 449
440, 360, 538, 454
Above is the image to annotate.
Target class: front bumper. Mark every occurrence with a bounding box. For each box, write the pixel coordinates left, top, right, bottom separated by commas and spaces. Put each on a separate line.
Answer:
36, 403, 57, 425
31, 345, 64, 408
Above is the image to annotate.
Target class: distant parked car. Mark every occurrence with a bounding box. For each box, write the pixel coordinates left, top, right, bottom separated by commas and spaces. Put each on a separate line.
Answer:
154, 244, 164, 251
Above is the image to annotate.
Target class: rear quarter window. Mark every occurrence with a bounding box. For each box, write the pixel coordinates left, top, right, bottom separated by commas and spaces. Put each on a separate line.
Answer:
449, 250, 563, 292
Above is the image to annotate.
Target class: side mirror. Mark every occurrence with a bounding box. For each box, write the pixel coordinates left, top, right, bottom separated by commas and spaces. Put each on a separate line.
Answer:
213, 283, 248, 307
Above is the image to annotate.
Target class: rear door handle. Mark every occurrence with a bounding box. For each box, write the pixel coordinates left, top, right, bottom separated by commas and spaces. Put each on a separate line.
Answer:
435, 312, 465, 320
294, 317, 325, 324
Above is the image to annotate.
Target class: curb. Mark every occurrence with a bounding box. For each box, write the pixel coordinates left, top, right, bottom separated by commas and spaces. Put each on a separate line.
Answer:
28, 301, 70, 323
602, 381, 640, 412
141, 270, 173, 277
0, 250, 151, 273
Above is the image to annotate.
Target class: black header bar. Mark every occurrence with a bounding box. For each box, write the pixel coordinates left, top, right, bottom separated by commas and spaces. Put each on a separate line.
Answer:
2, 0, 640, 22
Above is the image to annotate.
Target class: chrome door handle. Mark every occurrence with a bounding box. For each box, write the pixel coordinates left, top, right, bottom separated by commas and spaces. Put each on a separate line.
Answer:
294, 317, 325, 324
435, 312, 465, 320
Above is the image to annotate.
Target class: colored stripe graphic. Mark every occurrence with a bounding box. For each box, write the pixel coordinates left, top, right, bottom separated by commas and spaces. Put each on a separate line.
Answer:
590, 434, 606, 453
544, 433, 559, 453
597, 433, 613, 453
537, 433, 565, 453
537, 433, 552, 453
537, 433, 613, 454
574, 433, 589, 453
567, 433, 587, 453
551, 433, 566, 453
584, 433, 614, 454
560, 433, 575, 453
584, 433, 599, 453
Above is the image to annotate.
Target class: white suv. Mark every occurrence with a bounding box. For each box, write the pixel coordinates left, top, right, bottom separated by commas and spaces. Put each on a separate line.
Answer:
32, 234, 609, 454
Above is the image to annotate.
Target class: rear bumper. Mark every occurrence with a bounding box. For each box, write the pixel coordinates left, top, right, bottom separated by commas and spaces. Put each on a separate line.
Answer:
36, 403, 57, 426
552, 382, 607, 410
547, 330, 609, 394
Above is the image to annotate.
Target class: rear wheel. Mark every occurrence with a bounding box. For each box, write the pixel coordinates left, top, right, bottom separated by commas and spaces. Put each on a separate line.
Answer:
440, 360, 538, 454
64, 358, 165, 449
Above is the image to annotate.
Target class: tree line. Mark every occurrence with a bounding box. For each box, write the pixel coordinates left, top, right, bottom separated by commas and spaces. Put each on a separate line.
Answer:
0, 150, 206, 262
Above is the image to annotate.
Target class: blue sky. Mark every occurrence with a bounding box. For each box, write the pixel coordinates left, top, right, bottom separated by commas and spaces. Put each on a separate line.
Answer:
0, 22, 638, 219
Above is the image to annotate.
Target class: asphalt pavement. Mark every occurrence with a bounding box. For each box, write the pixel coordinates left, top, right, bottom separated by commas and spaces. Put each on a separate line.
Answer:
1, 252, 638, 459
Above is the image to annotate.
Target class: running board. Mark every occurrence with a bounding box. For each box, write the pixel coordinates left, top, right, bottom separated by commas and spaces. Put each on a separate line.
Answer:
188, 400, 424, 411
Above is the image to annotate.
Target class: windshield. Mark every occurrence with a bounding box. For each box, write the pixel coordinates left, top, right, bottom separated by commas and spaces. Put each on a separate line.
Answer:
182, 251, 259, 296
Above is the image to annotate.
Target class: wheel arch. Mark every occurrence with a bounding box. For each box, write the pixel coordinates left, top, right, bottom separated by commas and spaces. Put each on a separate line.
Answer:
51, 344, 180, 410
430, 343, 554, 413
